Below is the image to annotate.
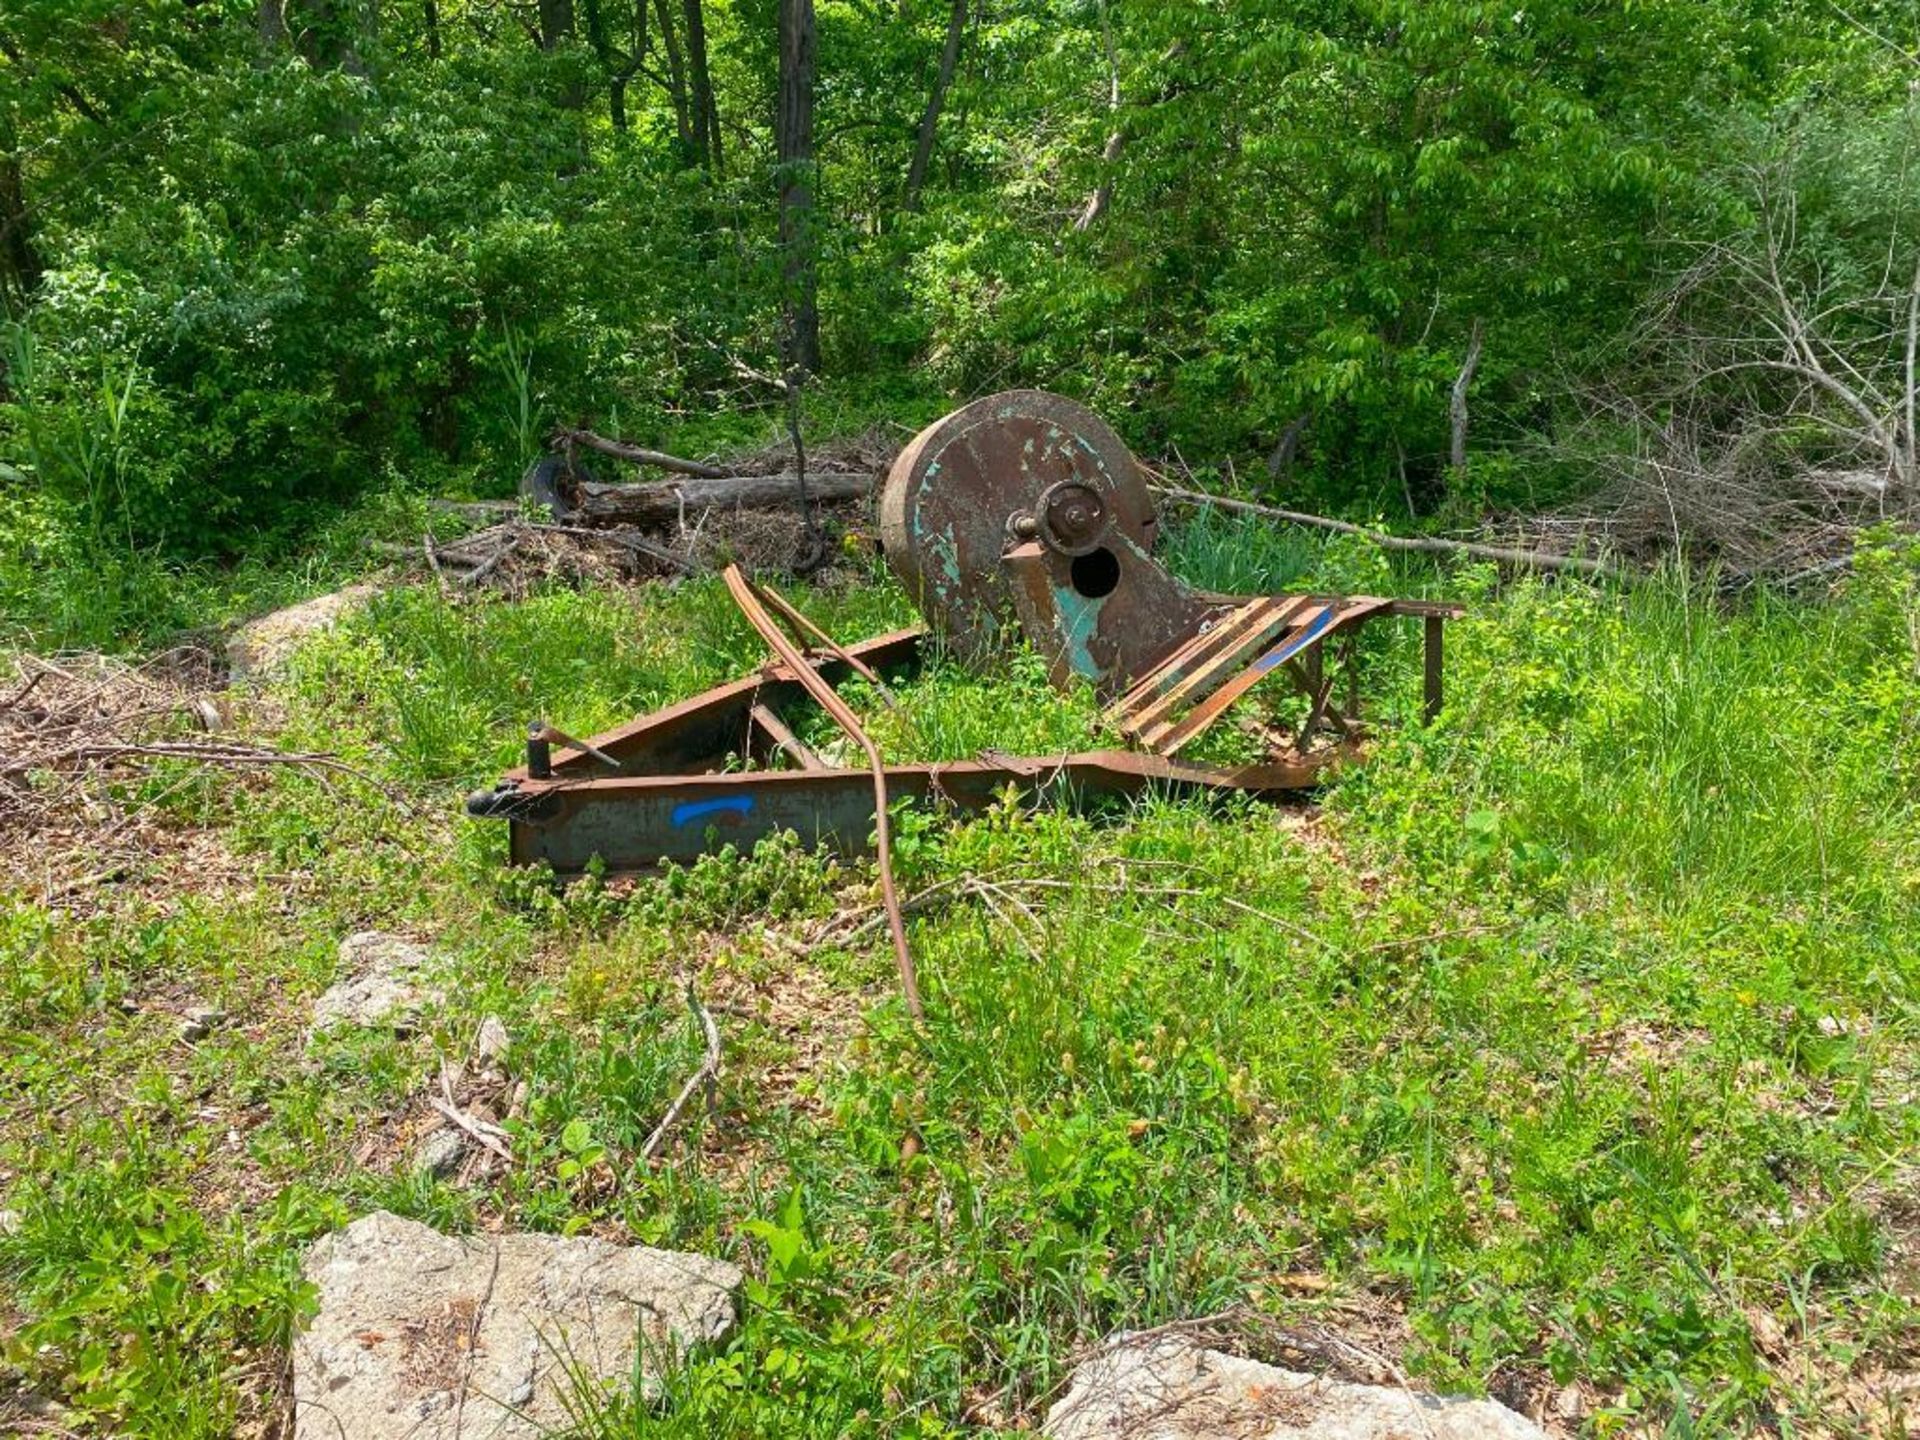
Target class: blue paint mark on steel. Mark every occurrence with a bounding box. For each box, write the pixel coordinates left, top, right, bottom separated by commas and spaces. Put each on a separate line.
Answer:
672, 796, 755, 828
1255, 605, 1335, 671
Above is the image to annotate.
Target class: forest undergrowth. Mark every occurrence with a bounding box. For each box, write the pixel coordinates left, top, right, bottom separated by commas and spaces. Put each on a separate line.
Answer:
1, 517, 1917, 1437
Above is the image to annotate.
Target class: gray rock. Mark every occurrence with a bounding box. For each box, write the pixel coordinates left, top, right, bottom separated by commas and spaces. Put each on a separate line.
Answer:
410, 1128, 469, 1180
1553, 1383, 1585, 1421
1045, 1336, 1545, 1440
473, 1015, 511, 1068
180, 1005, 227, 1042
292, 1211, 740, 1439
0, 1208, 21, 1237
309, 933, 441, 1040
228, 583, 380, 681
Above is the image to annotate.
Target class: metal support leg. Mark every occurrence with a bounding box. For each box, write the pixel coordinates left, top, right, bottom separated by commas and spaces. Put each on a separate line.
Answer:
1343, 633, 1360, 724
1424, 615, 1444, 724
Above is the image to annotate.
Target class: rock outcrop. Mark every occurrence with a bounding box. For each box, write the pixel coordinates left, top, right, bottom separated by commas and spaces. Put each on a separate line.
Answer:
228, 584, 379, 681
293, 1211, 741, 1439
1045, 1334, 1546, 1440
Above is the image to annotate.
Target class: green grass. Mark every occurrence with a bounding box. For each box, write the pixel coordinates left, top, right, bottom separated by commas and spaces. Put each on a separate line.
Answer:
2, 527, 1917, 1436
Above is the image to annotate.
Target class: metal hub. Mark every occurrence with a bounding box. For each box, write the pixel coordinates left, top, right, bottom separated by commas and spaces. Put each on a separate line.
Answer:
1035, 479, 1111, 555
879, 390, 1157, 653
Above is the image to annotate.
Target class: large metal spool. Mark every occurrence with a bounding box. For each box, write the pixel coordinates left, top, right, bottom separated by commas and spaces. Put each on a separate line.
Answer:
879, 390, 1159, 654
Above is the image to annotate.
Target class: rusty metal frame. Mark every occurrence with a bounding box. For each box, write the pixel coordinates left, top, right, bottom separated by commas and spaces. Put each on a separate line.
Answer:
471, 391, 1464, 879
721, 564, 924, 1018
466, 620, 1359, 876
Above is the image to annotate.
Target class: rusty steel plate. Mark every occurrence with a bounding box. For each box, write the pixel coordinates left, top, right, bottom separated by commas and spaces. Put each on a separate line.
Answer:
879, 390, 1158, 654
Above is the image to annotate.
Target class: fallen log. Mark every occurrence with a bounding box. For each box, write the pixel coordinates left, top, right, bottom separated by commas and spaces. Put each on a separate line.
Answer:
566, 471, 872, 526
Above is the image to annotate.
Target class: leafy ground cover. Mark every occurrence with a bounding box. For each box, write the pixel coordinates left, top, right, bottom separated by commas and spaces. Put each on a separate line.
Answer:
2, 521, 1918, 1437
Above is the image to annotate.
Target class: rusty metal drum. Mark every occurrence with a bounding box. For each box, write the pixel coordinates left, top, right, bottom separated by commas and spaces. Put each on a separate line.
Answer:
878, 390, 1158, 654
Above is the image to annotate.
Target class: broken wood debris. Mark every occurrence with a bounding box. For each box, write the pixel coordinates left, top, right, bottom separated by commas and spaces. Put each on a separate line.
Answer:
557, 469, 871, 528
1148, 476, 1627, 582
1, 650, 403, 837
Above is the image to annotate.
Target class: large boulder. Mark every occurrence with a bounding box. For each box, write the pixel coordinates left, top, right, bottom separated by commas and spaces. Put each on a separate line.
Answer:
293, 1211, 741, 1439
1046, 1335, 1545, 1440
228, 584, 380, 681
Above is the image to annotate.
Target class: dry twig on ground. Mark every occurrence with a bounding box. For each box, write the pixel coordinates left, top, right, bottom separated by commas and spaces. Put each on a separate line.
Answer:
640, 978, 723, 1163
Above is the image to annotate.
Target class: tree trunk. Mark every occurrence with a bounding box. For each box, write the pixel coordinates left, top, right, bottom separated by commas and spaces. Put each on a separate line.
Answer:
538, 0, 586, 110
0, 135, 40, 317
1073, 0, 1121, 231
652, 0, 699, 164
538, 0, 574, 49
257, 0, 288, 49
582, 0, 644, 133
563, 472, 872, 525
608, 71, 630, 131
1903, 252, 1918, 495
778, 0, 820, 374
287, 0, 371, 73
1265, 412, 1309, 482
422, 0, 440, 58
682, 0, 722, 174
903, 0, 967, 211
1449, 318, 1484, 474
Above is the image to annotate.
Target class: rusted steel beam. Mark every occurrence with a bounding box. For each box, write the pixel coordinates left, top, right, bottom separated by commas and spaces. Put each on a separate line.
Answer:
748, 702, 824, 771
490, 748, 1342, 874
722, 564, 924, 1020
1117, 598, 1325, 745
1424, 614, 1445, 724
505, 626, 924, 782
1106, 596, 1293, 721
1144, 600, 1391, 754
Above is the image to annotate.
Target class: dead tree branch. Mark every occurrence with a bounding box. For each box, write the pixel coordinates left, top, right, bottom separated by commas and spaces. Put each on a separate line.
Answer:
1073, 0, 1122, 231
551, 426, 730, 478
1449, 318, 1484, 474
1147, 478, 1627, 581
639, 978, 722, 1163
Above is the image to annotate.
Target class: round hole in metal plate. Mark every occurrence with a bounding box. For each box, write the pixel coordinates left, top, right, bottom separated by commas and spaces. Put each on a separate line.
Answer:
1070, 547, 1121, 599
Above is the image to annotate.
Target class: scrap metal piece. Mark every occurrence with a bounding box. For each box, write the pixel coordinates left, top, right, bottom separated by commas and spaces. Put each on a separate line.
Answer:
488, 748, 1341, 873
1134, 599, 1391, 754
881, 390, 1463, 754
472, 393, 1464, 883
466, 619, 1354, 878
880, 390, 1159, 655
1001, 535, 1223, 692
721, 565, 922, 1021
747, 702, 824, 771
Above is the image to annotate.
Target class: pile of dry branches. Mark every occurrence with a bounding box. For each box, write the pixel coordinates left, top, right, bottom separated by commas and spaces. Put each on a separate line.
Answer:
0, 650, 391, 886
408, 516, 695, 595
1542, 147, 1919, 583
3, 650, 217, 820
398, 425, 898, 593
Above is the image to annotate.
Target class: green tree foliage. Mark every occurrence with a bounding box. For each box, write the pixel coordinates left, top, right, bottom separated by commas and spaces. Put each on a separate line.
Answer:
0, 0, 1915, 579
